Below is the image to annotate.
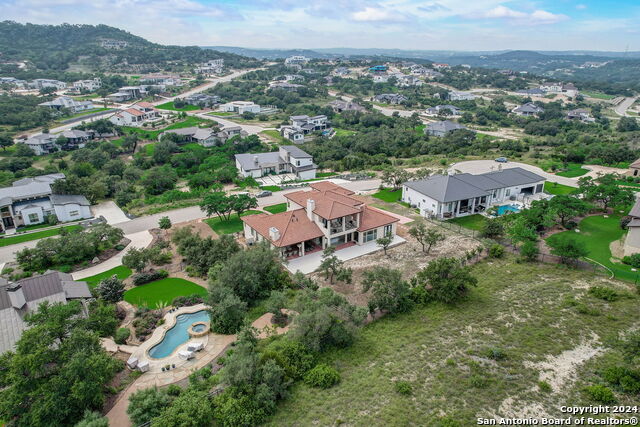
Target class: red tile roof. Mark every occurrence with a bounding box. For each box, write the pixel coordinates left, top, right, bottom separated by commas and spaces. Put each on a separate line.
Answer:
285, 188, 362, 220
358, 205, 398, 231
135, 102, 155, 109
241, 209, 324, 247
122, 108, 145, 117
309, 181, 354, 195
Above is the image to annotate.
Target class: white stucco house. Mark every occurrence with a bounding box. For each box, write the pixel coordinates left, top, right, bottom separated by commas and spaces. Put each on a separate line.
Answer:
220, 101, 261, 115
401, 167, 546, 219
234, 146, 317, 180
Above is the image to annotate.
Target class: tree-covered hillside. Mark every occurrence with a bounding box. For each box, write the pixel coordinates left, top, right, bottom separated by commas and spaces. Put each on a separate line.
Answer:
0, 21, 260, 72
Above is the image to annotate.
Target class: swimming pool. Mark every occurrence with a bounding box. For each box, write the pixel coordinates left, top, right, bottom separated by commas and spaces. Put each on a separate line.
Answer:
148, 310, 210, 359
496, 204, 521, 216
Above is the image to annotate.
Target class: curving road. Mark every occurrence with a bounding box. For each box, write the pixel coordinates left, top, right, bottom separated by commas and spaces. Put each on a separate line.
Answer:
614, 96, 638, 117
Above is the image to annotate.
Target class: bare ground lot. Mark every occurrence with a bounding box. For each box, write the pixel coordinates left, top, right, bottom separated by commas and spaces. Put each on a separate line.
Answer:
312, 223, 482, 307
267, 257, 639, 426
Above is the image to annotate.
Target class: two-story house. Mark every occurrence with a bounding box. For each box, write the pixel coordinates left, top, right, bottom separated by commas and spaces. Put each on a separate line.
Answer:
235, 146, 317, 180
109, 102, 160, 127
280, 115, 328, 143
242, 181, 398, 259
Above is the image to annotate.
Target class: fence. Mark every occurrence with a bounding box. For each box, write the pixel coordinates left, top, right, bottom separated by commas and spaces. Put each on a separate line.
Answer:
424, 217, 610, 276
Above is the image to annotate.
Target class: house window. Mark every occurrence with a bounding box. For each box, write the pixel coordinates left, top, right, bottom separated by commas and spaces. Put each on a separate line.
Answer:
364, 229, 377, 242
69, 210, 79, 217
505, 189, 511, 197
28, 213, 39, 223
383, 224, 393, 236
296, 160, 300, 166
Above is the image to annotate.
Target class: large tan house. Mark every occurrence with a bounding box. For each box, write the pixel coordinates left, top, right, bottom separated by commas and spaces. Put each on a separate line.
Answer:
242, 182, 398, 259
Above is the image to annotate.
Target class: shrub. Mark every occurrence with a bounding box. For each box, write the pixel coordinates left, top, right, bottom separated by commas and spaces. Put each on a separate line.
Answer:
115, 327, 130, 344
583, 385, 615, 403
395, 381, 412, 395
469, 374, 489, 388
486, 347, 506, 361
262, 339, 315, 380
519, 240, 539, 262
131, 269, 168, 286
622, 253, 640, 268
601, 366, 640, 394
172, 294, 204, 307
114, 244, 126, 251
620, 215, 632, 229
588, 286, 619, 302
166, 384, 182, 396
565, 220, 578, 230
303, 364, 340, 388
576, 303, 600, 316
538, 381, 552, 392
488, 244, 505, 258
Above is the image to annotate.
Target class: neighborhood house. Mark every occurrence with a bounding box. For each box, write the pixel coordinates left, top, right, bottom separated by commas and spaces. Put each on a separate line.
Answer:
0, 173, 92, 232
0, 272, 92, 354
424, 120, 467, 137
242, 181, 398, 259
38, 96, 96, 114
280, 114, 328, 142
235, 146, 317, 180
401, 167, 546, 219
219, 101, 261, 115
109, 102, 160, 127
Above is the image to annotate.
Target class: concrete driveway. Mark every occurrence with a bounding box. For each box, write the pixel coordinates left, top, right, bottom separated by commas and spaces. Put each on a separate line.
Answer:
449, 160, 579, 187
614, 97, 637, 117
92, 201, 130, 224
72, 230, 153, 280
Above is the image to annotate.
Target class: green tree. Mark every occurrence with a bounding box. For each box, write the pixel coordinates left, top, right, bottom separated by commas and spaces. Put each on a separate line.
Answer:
408, 222, 445, 253
412, 257, 478, 304
120, 134, 139, 153
617, 116, 639, 132
480, 218, 504, 238
95, 275, 125, 303
208, 285, 247, 334
200, 191, 234, 220
376, 233, 393, 256
122, 247, 150, 272
362, 266, 413, 314
141, 166, 178, 195
579, 174, 635, 212
266, 289, 288, 325
152, 389, 215, 427
127, 387, 173, 426
548, 237, 588, 264
75, 410, 109, 427
519, 240, 540, 262
0, 302, 120, 427
319, 246, 353, 285
381, 167, 411, 190
159, 216, 172, 230
549, 195, 590, 227
0, 133, 14, 150
231, 193, 258, 217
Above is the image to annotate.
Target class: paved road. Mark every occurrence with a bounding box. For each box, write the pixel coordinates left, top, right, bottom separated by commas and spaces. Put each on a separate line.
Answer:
191, 112, 267, 135
614, 96, 638, 117
449, 160, 579, 187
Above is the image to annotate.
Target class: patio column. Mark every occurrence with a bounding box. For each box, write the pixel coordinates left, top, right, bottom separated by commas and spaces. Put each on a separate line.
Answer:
299, 242, 305, 256
471, 197, 476, 214
455, 200, 461, 216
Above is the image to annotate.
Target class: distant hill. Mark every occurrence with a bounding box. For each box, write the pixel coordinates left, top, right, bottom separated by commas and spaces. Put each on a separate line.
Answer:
0, 21, 260, 72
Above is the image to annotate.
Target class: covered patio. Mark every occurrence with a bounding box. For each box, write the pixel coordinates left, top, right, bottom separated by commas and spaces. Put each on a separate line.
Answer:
441, 195, 488, 219
282, 237, 323, 260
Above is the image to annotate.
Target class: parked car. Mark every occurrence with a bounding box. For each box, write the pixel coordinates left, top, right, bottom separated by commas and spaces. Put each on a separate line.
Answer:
495, 157, 508, 163
256, 190, 272, 198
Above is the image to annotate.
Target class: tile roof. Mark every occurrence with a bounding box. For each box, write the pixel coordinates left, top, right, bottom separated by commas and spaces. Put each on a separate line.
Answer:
241, 209, 324, 247
358, 205, 398, 231
309, 181, 354, 195
121, 108, 145, 117
285, 188, 362, 220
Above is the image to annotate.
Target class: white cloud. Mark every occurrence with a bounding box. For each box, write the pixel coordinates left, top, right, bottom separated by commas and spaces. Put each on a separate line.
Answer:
576, 4, 587, 10
351, 6, 408, 22
472, 5, 568, 25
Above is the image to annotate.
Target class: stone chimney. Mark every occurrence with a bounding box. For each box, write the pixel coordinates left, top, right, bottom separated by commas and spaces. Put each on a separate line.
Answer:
253, 155, 258, 165
7, 284, 26, 309
306, 199, 315, 221
269, 227, 280, 241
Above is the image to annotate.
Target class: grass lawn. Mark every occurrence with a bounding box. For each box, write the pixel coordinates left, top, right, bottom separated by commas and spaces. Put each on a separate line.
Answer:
317, 172, 338, 178
333, 128, 357, 137
544, 181, 578, 195
260, 185, 282, 192
264, 203, 287, 214
267, 257, 639, 425
82, 265, 133, 288
61, 107, 109, 121
0, 225, 82, 247
121, 116, 211, 141
372, 188, 402, 203
555, 163, 589, 178
123, 277, 206, 308
260, 130, 287, 143
205, 210, 262, 234
155, 101, 199, 112
582, 91, 616, 100
446, 214, 486, 231
546, 214, 636, 282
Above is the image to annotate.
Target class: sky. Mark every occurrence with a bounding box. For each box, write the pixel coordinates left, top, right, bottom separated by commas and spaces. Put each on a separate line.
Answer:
2, 0, 640, 51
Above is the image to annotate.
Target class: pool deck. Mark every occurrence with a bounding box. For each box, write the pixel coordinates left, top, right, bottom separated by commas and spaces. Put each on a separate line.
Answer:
105, 307, 292, 427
